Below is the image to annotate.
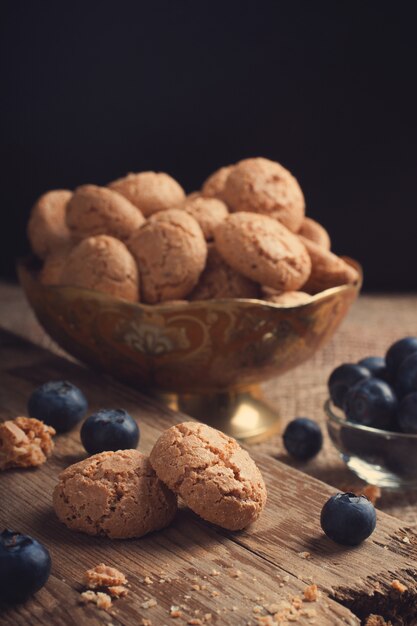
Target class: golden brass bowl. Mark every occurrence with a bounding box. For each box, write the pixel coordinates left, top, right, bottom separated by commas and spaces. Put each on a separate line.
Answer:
18, 258, 362, 442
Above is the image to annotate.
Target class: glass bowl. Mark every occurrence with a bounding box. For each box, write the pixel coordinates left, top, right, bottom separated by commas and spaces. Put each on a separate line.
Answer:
325, 399, 417, 489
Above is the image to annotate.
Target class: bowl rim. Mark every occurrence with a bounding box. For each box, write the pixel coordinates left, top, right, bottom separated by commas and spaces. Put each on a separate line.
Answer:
17, 255, 363, 311
324, 398, 417, 440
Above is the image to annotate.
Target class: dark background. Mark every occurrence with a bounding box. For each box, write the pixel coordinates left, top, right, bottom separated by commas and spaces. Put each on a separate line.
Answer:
1, 1, 416, 290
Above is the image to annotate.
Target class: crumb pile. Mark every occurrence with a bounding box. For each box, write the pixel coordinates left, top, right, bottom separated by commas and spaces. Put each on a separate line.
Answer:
0, 416, 55, 470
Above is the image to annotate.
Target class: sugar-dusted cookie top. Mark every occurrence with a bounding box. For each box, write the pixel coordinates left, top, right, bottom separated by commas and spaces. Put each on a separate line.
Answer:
223, 157, 305, 232
214, 212, 311, 291
149, 421, 267, 531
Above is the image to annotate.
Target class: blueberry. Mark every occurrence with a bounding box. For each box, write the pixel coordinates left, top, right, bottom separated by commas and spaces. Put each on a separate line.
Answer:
320, 493, 376, 545
358, 356, 389, 381
283, 418, 323, 461
397, 392, 417, 434
0, 529, 51, 603
28, 381, 88, 433
328, 363, 371, 409
81, 409, 139, 455
344, 378, 397, 430
396, 352, 417, 399
386, 337, 417, 378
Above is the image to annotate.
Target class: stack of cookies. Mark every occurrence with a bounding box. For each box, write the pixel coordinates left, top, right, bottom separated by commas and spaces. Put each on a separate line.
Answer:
27, 158, 359, 305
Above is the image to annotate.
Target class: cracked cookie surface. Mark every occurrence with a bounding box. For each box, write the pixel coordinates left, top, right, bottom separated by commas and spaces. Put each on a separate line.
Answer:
300, 236, 359, 294
108, 171, 185, 216
214, 212, 311, 291
149, 422, 267, 531
53, 449, 177, 539
28, 189, 73, 259
60, 235, 139, 301
175, 194, 229, 240
129, 209, 207, 303
66, 184, 145, 242
0, 417, 55, 470
223, 157, 305, 232
201, 164, 234, 200
189, 244, 260, 301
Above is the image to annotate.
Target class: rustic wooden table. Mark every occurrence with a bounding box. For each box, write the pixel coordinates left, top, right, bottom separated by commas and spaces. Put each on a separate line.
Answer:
1, 283, 417, 625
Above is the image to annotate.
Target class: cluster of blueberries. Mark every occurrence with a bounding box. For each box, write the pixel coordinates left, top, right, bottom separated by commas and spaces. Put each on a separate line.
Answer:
328, 336, 417, 432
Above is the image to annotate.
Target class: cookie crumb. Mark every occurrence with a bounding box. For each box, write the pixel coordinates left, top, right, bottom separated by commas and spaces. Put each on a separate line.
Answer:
141, 598, 158, 609
298, 551, 311, 560
143, 576, 153, 585
169, 605, 182, 618
210, 569, 220, 576
187, 620, 202, 625
139, 619, 152, 626
84, 563, 127, 589
402, 536, 411, 544
303, 584, 319, 602
391, 579, 407, 593
229, 568, 242, 578
364, 615, 392, 626
80, 590, 112, 611
0, 417, 55, 470
107, 585, 128, 598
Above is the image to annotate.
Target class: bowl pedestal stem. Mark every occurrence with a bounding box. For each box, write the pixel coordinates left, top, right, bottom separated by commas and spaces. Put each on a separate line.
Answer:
155, 385, 283, 443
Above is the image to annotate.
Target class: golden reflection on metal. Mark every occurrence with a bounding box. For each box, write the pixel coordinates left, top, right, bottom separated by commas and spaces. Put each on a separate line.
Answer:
17, 258, 362, 443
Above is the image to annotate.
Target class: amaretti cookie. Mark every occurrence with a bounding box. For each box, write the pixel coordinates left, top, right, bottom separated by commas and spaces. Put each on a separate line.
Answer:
60, 235, 139, 301
66, 185, 145, 243
0, 417, 55, 470
201, 164, 234, 199
298, 217, 331, 250
149, 422, 267, 531
129, 209, 207, 303
189, 244, 259, 301
40, 252, 69, 286
264, 291, 312, 306
223, 157, 305, 232
108, 171, 185, 216
214, 213, 311, 291
27, 190, 73, 259
53, 450, 177, 539
176, 194, 229, 240
300, 236, 359, 294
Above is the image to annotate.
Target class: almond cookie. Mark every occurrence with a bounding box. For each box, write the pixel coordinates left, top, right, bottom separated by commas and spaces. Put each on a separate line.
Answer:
264, 290, 312, 306
175, 194, 228, 240
214, 213, 311, 291
0, 417, 55, 470
189, 244, 260, 301
108, 171, 185, 216
201, 164, 234, 199
53, 450, 177, 539
27, 190, 73, 259
223, 157, 305, 232
298, 217, 331, 250
129, 209, 207, 303
66, 185, 145, 243
300, 236, 359, 294
149, 422, 266, 531
60, 235, 139, 302
40, 251, 70, 286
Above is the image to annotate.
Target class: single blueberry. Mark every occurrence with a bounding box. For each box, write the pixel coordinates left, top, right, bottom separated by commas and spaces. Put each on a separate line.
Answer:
80, 408, 139, 455
396, 352, 417, 399
386, 337, 417, 378
358, 356, 389, 381
320, 493, 376, 545
328, 363, 371, 409
344, 378, 398, 430
283, 418, 323, 461
0, 529, 51, 603
28, 381, 88, 433
397, 392, 417, 434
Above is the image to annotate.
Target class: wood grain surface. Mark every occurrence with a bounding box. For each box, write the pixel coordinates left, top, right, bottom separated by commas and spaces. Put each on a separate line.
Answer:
1, 329, 416, 625
2, 283, 417, 525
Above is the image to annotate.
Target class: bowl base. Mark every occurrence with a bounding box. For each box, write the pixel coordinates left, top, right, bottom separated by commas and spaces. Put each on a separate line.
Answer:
344, 455, 417, 490
155, 385, 282, 444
